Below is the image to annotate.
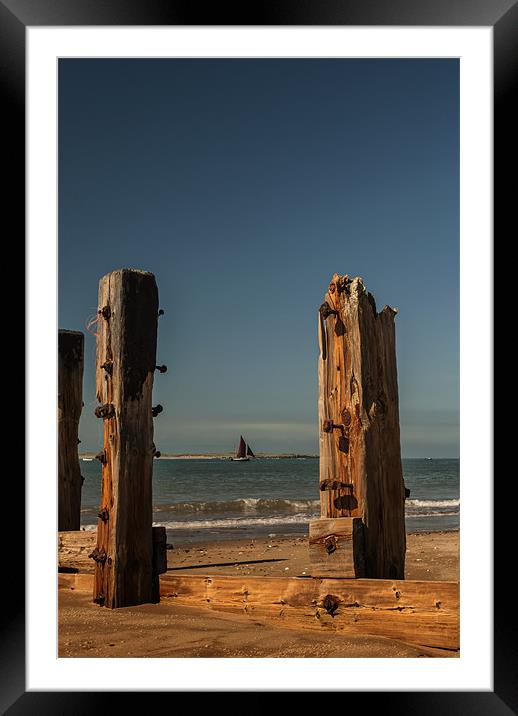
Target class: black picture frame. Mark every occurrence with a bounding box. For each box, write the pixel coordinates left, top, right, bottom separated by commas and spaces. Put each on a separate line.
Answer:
5, 0, 508, 710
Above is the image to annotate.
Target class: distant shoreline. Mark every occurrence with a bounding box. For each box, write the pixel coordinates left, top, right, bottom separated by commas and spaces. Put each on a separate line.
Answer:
79, 454, 458, 460
79, 453, 319, 460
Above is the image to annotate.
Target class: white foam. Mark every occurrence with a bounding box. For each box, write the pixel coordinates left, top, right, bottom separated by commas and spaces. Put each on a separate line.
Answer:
406, 498, 460, 508
152, 514, 312, 530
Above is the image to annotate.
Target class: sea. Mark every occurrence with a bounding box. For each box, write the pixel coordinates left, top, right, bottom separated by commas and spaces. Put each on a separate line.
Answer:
79, 457, 459, 545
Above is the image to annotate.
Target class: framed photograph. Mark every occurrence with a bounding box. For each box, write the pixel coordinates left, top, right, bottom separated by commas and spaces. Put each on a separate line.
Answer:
5, 0, 507, 709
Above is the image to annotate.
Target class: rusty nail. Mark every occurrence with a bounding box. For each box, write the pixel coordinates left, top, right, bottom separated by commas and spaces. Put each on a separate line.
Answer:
98, 508, 109, 522
322, 419, 345, 433
319, 301, 338, 320
95, 403, 115, 420
101, 361, 113, 375
99, 305, 111, 320
325, 536, 337, 555
158, 309, 165, 316
319, 479, 353, 491
152, 404, 163, 417
322, 594, 339, 616
155, 364, 167, 373
88, 548, 107, 564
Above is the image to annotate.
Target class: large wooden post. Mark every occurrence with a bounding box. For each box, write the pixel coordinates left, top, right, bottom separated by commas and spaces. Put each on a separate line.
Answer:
58, 330, 84, 531
309, 274, 406, 579
91, 268, 160, 608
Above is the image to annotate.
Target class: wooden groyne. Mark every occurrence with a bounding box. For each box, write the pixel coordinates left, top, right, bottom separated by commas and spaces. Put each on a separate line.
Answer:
58, 569, 459, 651
91, 268, 166, 608
58, 329, 84, 531
310, 274, 406, 580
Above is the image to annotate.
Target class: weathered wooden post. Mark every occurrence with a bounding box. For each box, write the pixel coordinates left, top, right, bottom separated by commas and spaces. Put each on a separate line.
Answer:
309, 274, 406, 580
91, 268, 166, 608
58, 329, 84, 531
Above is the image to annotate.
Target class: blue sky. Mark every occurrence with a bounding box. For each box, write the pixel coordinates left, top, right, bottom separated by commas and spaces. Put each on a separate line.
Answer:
59, 58, 459, 457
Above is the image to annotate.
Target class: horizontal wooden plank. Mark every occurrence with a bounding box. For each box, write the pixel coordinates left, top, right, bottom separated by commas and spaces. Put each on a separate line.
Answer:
160, 573, 459, 650
58, 530, 96, 573
58, 571, 459, 650
58, 572, 94, 592
59, 528, 168, 575
309, 517, 357, 541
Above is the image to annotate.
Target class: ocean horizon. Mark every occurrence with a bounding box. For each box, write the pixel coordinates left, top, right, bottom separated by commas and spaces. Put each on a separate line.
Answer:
78, 457, 459, 544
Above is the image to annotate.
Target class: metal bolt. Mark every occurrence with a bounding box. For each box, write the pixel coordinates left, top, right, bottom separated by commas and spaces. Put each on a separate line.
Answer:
322, 594, 339, 616
322, 419, 345, 433
325, 536, 337, 555
319, 301, 338, 320
98, 508, 109, 522
101, 361, 113, 375
94, 403, 115, 420
320, 480, 353, 491
88, 548, 107, 564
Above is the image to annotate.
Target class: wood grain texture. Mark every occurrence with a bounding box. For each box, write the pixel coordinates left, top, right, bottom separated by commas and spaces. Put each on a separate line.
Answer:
93, 269, 159, 608
58, 330, 84, 531
58, 572, 459, 650
58, 530, 96, 572
58, 527, 167, 577
309, 517, 365, 578
318, 275, 406, 579
164, 574, 459, 651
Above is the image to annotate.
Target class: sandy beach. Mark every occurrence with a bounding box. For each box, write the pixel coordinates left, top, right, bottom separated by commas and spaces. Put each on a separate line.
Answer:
59, 530, 459, 658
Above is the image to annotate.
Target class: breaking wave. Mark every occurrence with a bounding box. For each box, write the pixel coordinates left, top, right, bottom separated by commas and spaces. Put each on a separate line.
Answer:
153, 514, 312, 530
152, 498, 320, 514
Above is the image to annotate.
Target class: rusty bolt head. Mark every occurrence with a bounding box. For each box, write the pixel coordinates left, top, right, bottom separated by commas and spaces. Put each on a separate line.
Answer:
98, 508, 109, 522
101, 361, 113, 375
319, 302, 338, 320
324, 535, 337, 555
322, 594, 339, 616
